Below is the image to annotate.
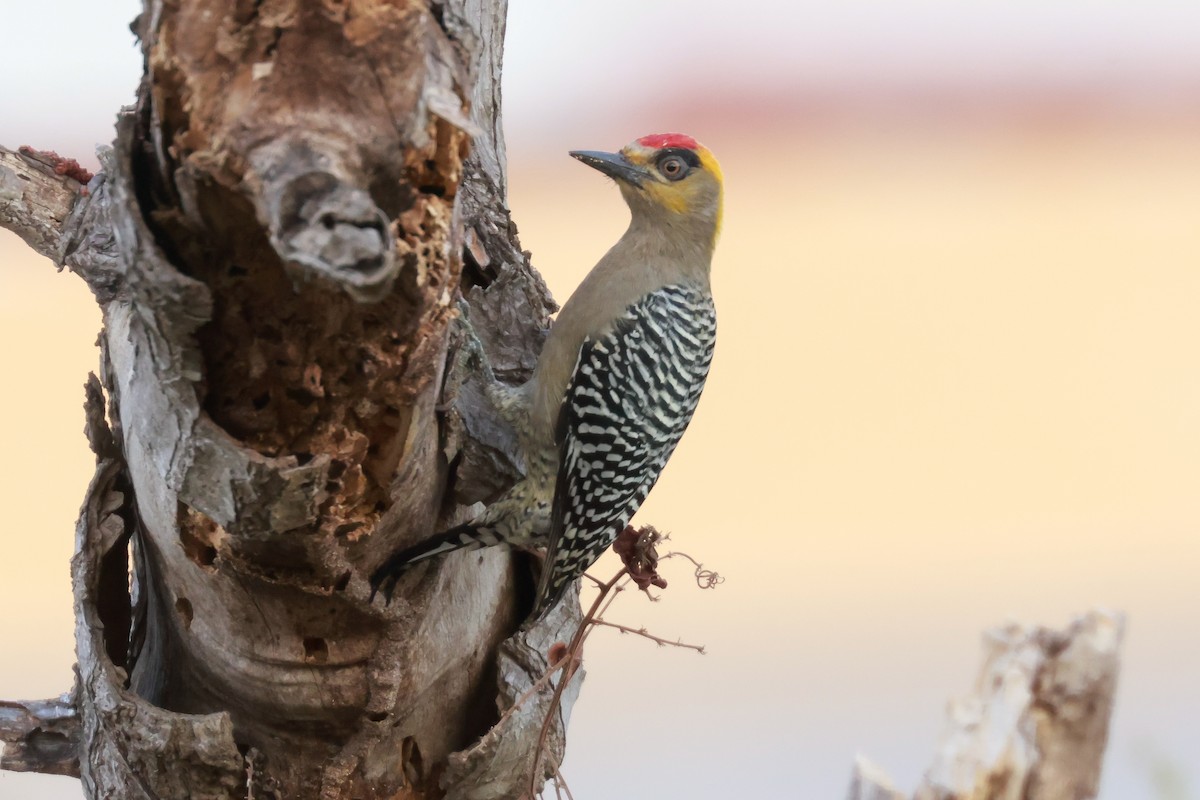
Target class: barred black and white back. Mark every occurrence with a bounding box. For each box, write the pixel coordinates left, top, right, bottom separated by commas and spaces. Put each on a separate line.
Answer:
531, 283, 717, 620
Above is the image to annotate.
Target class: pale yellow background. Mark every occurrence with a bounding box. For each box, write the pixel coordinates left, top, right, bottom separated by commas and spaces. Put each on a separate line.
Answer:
2, 2, 1198, 798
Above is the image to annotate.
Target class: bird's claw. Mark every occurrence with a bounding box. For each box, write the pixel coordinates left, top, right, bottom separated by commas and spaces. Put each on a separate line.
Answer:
368, 562, 402, 605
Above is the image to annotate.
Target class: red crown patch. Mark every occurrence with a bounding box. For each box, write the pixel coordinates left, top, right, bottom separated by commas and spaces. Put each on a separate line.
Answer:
636, 133, 700, 151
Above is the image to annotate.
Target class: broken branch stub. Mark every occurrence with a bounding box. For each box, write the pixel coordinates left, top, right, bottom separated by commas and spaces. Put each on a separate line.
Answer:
847, 610, 1124, 800
0, 146, 87, 262
846, 756, 906, 800
915, 610, 1124, 800
0, 694, 81, 778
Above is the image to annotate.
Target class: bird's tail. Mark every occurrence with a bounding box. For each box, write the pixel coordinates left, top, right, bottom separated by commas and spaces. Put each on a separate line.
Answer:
525, 576, 573, 628
369, 523, 502, 603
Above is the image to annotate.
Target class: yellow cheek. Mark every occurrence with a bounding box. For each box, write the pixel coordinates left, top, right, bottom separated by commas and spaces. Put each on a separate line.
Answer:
645, 182, 689, 214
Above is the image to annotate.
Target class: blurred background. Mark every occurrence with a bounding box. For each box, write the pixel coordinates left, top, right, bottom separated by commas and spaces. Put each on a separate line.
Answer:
1, 1, 1198, 798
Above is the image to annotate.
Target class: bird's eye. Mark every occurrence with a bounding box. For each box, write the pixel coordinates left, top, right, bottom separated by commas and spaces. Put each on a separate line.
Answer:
658, 155, 687, 181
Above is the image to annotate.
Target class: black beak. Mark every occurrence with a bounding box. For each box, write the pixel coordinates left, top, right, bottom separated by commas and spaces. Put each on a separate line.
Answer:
569, 150, 647, 187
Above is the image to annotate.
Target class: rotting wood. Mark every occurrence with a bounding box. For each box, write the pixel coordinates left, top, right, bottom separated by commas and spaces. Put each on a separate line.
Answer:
0, 0, 582, 797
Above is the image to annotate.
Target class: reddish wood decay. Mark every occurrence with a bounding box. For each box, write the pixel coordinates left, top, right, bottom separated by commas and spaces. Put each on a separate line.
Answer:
142, 0, 450, 192
185, 133, 462, 544
546, 642, 583, 682
138, 0, 471, 543
17, 145, 94, 184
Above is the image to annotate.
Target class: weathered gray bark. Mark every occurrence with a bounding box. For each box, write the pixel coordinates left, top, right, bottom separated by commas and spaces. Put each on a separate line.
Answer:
847, 610, 1124, 800
0, 1, 579, 798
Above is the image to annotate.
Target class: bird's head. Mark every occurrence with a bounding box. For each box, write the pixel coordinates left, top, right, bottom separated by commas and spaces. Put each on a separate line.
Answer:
570, 133, 723, 245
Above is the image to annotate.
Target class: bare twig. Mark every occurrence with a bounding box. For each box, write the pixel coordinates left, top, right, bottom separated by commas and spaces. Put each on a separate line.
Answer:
581, 571, 608, 589
595, 577, 629, 617
589, 619, 707, 654
521, 532, 722, 795
554, 768, 576, 800
528, 568, 628, 795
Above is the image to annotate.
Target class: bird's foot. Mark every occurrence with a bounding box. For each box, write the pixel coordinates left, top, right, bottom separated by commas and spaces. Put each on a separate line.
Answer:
368, 556, 406, 605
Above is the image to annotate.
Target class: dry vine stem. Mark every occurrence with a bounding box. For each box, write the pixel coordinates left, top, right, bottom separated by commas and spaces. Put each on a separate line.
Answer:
553, 768, 576, 800
529, 568, 629, 795
526, 530, 715, 797
589, 620, 707, 654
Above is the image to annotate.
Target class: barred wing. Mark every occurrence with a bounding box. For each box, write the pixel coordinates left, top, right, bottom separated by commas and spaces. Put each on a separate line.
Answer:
532, 284, 716, 619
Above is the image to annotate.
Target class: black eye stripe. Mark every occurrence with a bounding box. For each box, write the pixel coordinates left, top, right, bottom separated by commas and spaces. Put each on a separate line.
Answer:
657, 148, 701, 169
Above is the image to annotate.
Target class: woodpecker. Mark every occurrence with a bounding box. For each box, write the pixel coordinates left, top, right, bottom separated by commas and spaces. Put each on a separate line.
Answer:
371, 133, 721, 622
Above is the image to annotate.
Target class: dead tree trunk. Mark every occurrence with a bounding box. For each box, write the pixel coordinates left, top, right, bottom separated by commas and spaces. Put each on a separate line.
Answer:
0, 1, 580, 798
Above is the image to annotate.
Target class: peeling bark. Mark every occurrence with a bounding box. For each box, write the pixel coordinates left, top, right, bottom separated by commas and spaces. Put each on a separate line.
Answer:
2, 1, 580, 797
0, 145, 87, 260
